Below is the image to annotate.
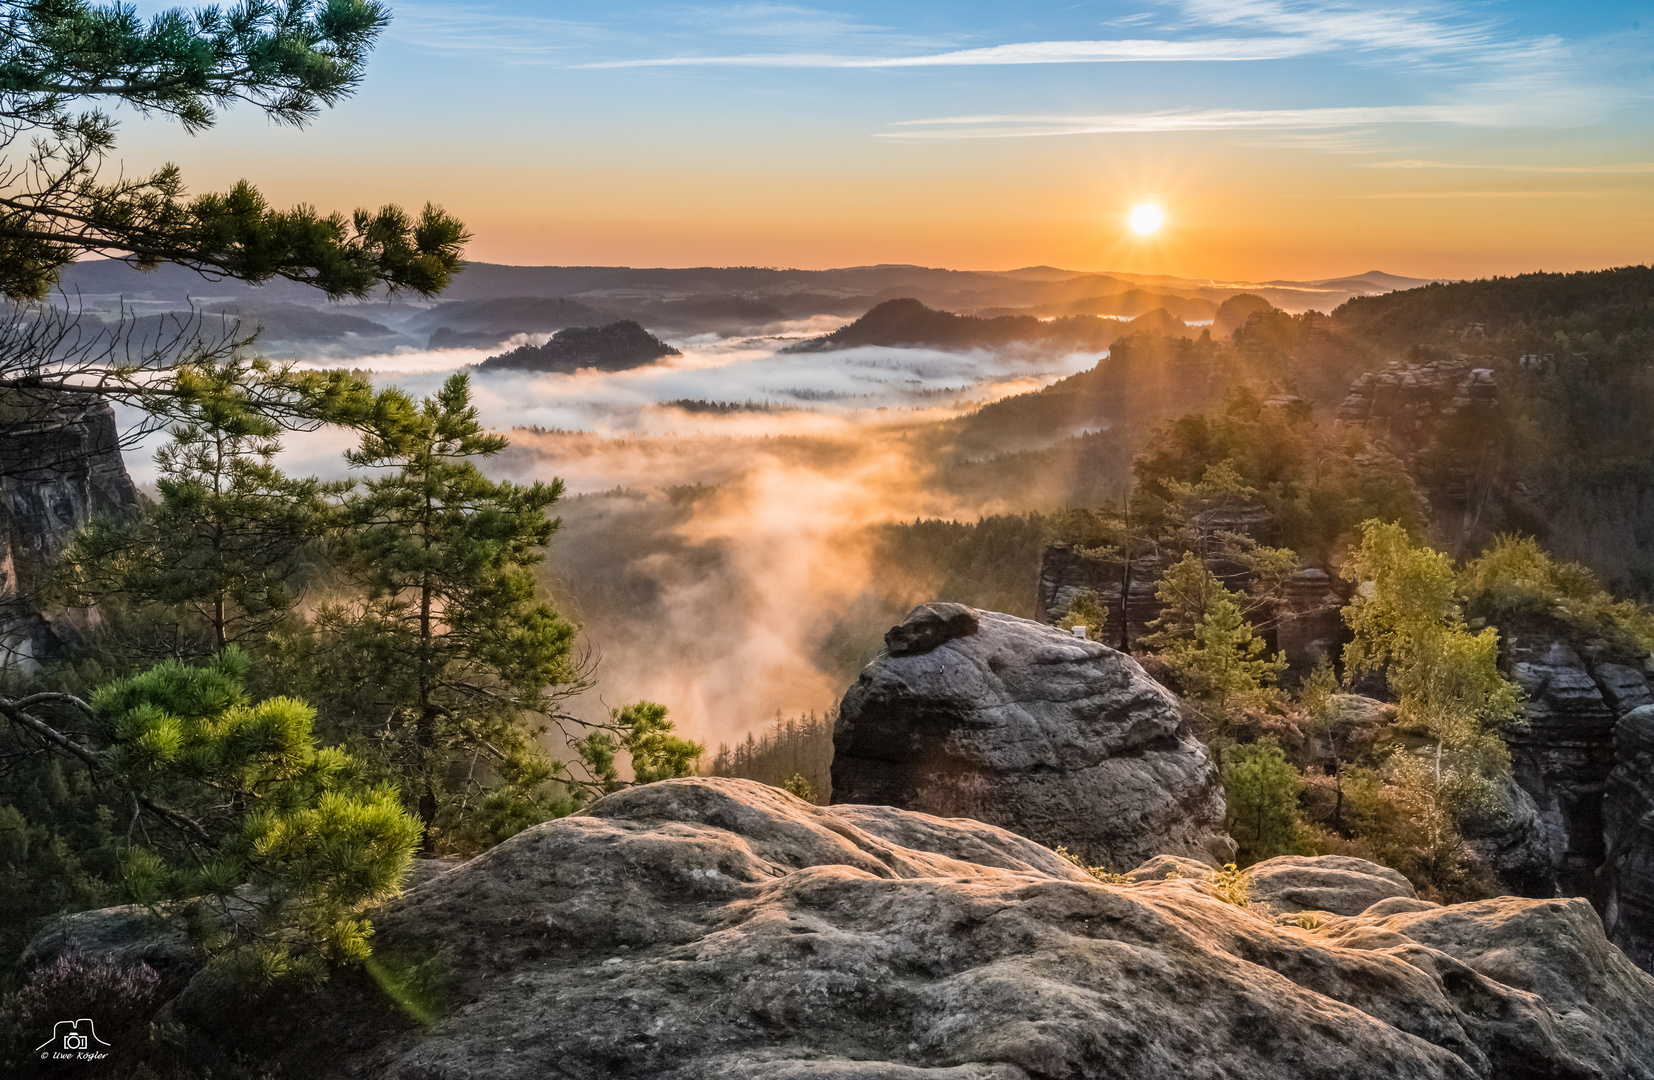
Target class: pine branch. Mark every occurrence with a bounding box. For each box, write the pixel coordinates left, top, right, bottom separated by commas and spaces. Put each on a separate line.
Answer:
0, 694, 215, 846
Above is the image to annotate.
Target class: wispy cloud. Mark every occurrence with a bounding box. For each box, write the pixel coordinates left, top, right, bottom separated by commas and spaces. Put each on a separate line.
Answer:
576, 37, 1321, 69
881, 105, 1500, 140
386, 4, 599, 62
1170, 0, 1527, 63
1364, 160, 1654, 174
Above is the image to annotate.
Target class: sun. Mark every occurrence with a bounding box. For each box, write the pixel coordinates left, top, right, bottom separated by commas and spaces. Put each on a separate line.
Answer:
1128, 202, 1165, 236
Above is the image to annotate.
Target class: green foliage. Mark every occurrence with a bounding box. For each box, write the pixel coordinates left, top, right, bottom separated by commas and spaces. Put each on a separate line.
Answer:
1343, 521, 1524, 746
1149, 556, 1286, 721
1056, 589, 1109, 636
1339, 521, 1525, 891
0, 0, 468, 301
1221, 742, 1302, 865
1133, 387, 1426, 565
1462, 534, 1654, 657
866, 513, 1052, 618
60, 374, 339, 651
708, 711, 834, 803
1296, 657, 1340, 721
781, 772, 817, 803
309, 372, 580, 845
89, 649, 421, 971
1142, 552, 1226, 646
0, 761, 119, 979
575, 701, 703, 794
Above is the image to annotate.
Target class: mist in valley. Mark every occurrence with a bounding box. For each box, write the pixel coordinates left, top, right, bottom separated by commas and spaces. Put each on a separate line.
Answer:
126, 327, 1117, 748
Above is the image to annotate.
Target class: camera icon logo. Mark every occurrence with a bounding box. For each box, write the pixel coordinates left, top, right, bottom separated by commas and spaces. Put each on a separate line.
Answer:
35, 1018, 110, 1056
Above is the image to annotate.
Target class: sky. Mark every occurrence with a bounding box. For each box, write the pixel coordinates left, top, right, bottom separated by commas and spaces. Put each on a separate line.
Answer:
117, 1, 1654, 280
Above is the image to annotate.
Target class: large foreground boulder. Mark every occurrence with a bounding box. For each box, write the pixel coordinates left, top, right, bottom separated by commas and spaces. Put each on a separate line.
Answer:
831, 604, 1233, 869
22, 778, 1654, 1078
81, 778, 1646, 1079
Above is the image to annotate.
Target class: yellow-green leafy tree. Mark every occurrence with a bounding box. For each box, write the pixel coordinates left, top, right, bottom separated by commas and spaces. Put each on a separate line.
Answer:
1341, 520, 1524, 888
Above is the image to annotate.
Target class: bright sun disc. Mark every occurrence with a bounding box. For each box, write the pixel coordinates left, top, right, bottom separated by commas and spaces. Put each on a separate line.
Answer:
1129, 203, 1164, 235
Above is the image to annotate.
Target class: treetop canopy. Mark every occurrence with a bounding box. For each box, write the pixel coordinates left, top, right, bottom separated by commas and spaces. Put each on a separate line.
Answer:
0, 0, 468, 302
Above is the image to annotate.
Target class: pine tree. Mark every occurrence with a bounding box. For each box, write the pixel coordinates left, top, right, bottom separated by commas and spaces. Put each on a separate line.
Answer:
1221, 741, 1303, 864
1147, 555, 1286, 726
0, 0, 467, 304
61, 375, 337, 652
319, 373, 582, 845
0, 649, 421, 977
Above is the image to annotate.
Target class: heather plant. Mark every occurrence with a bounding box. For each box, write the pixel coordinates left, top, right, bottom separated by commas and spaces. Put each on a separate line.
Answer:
2, 951, 166, 1076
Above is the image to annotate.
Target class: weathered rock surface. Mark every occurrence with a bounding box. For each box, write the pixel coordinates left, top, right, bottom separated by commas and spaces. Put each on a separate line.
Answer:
1605, 704, 1654, 971
1244, 855, 1416, 916
0, 393, 139, 665
1458, 773, 1558, 898
1335, 360, 1497, 438
56, 778, 1652, 1079
21, 905, 198, 994
1506, 638, 1622, 904
831, 606, 1233, 869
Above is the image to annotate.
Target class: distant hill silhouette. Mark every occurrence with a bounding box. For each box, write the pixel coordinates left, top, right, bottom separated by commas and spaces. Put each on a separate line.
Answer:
480, 321, 680, 373
784, 298, 1140, 353
1213, 293, 1276, 338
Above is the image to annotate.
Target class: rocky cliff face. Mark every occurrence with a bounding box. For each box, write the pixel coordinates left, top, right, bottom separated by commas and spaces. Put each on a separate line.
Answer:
0, 394, 138, 666
830, 604, 1234, 870
24, 778, 1654, 1079
1334, 359, 1497, 439
1605, 704, 1654, 971
1494, 629, 1654, 968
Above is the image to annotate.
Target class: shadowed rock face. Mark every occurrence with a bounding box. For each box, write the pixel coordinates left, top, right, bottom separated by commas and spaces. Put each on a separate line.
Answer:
39, 779, 1653, 1079
1606, 705, 1654, 971
0, 394, 138, 665
831, 606, 1234, 870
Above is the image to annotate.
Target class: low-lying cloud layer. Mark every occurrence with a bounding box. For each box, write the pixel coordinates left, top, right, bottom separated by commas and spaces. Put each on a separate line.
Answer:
128, 333, 1104, 750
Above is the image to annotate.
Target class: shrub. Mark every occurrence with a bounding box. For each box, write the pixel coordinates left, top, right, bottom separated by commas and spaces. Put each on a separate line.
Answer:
3, 952, 166, 1076
1221, 742, 1303, 864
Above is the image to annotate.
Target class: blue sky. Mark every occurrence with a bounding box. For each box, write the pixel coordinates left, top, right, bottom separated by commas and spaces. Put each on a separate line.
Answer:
120, 1, 1654, 276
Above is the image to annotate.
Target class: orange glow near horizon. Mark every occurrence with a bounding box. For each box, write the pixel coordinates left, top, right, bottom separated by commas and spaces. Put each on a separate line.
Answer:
118, 111, 1654, 283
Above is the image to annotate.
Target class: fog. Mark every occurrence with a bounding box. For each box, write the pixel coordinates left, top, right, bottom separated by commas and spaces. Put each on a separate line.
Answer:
125, 331, 1106, 747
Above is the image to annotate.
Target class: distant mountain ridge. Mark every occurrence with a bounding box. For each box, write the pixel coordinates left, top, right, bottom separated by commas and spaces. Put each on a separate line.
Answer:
43, 258, 1428, 359
783, 298, 1192, 354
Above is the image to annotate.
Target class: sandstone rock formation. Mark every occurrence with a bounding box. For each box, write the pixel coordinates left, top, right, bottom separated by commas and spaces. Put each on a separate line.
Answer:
1506, 638, 1621, 904
1494, 630, 1654, 970
31, 778, 1654, 1079
0, 394, 138, 666
831, 605, 1233, 870
1334, 359, 1497, 438
1243, 854, 1416, 915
